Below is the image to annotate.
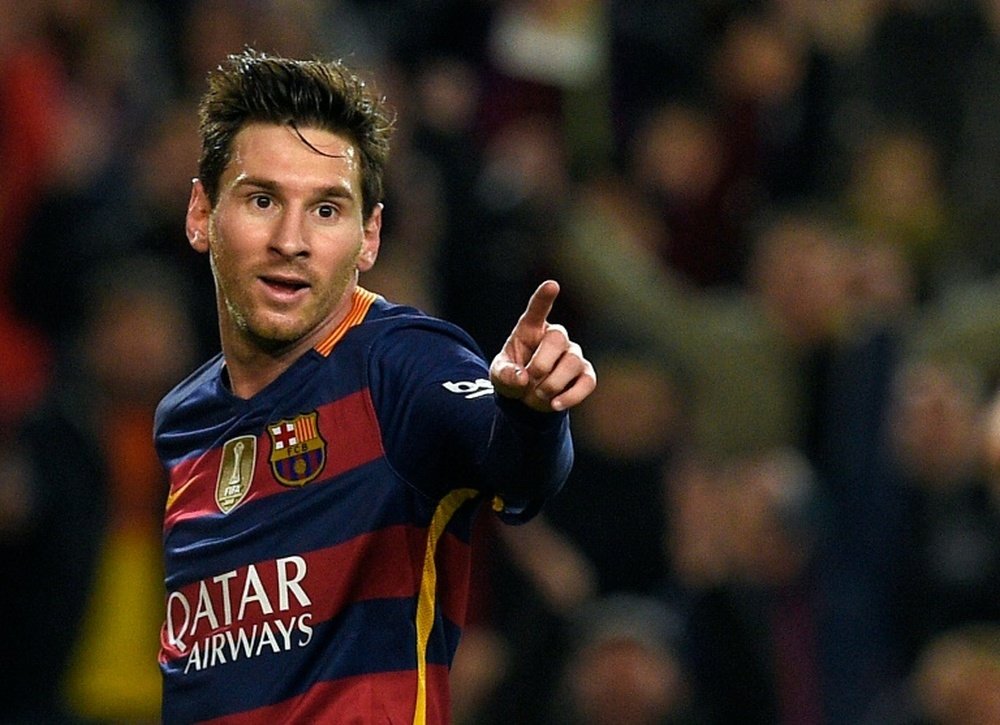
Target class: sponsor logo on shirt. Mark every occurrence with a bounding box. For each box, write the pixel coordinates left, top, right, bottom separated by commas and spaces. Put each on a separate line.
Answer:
442, 378, 494, 399
267, 411, 326, 486
164, 556, 314, 675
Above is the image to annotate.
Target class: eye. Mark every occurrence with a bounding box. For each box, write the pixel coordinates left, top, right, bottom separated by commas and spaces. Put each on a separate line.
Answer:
316, 203, 338, 219
252, 195, 273, 209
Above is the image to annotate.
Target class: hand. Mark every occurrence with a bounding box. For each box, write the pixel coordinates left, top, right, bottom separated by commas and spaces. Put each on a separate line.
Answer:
489, 280, 597, 412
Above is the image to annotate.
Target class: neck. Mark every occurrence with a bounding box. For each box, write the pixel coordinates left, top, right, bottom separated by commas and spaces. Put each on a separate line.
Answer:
222, 340, 303, 399
219, 287, 360, 399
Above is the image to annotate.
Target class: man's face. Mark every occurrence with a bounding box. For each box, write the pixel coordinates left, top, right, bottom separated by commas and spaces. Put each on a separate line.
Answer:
186, 122, 381, 355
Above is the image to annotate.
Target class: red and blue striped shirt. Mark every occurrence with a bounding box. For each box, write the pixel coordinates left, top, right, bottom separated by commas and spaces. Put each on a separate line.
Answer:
155, 288, 572, 724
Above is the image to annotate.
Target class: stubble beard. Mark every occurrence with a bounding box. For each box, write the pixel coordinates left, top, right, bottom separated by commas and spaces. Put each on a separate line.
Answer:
210, 240, 362, 355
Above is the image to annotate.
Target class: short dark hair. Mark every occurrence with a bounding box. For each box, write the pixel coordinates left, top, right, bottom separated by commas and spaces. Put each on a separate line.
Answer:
197, 48, 394, 219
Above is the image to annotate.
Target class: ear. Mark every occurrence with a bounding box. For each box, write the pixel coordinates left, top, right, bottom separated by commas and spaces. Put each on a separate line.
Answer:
357, 203, 382, 272
186, 179, 212, 253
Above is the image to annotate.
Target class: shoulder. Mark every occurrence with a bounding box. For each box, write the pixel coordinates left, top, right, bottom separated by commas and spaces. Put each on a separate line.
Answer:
350, 296, 492, 415
357, 296, 487, 362
154, 353, 224, 437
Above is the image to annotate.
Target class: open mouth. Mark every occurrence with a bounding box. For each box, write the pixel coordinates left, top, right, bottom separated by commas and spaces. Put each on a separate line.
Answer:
260, 275, 310, 299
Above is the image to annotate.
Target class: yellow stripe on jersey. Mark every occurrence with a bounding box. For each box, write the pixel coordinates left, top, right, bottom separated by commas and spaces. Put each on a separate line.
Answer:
412, 488, 479, 725
314, 286, 378, 357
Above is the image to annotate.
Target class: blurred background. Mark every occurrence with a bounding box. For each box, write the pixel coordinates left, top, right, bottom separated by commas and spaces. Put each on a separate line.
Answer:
4, 0, 1000, 723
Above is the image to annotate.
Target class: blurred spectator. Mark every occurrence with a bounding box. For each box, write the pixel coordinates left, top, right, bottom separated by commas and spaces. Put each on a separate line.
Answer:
887, 360, 1000, 669
911, 624, 1000, 725
0, 2, 63, 425
0, 256, 196, 722
454, 511, 600, 725
866, 623, 1000, 725
606, 0, 707, 161
841, 124, 970, 302
10, 0, 172, 351
778, 0, 888, 62
560, 193, 914, 720
558, 192, 857, 458
546, 594, 704, 725
680, 448, 830, 724
674, 442, 902, 724
365, 54, 472, 314
705, 2, 839, 207
130, 101, 218, 355
628, 98, 751, 289
845, 1, 987, 166
544, 350, 684, 595
450, 623, 513, 725
904, 270, 1000, 390
479, 0, 614, 176
663, 453, 735, 594
949, 0, 1000, 277
171, 0, 328, 100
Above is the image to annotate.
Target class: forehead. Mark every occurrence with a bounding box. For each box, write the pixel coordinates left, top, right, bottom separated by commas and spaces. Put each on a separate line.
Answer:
223, 122, 361, 190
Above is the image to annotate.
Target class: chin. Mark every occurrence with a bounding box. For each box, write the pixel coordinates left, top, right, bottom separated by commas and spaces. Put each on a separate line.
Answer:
241, 316, 312, 350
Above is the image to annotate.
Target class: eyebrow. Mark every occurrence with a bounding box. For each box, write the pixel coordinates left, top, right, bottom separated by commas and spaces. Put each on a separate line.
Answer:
231, 176, 357, 203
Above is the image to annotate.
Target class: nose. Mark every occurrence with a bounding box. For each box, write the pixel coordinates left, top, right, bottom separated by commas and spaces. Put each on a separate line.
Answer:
270, 209, 309, 258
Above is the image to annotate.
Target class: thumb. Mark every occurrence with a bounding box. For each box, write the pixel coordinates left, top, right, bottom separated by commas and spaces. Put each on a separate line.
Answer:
489, 354, 530, 398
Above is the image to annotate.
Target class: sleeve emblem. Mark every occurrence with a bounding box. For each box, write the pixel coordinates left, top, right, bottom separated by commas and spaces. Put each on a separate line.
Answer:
441, 379, 494, 400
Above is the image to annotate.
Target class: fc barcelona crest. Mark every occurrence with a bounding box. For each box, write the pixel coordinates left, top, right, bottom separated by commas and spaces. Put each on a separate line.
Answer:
267, 411, 326, 487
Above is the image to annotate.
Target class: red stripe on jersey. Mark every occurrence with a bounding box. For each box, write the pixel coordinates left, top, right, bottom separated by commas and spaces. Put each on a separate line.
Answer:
160, 524, 463, 662
164, 389, 383, 530
198, 665, 451, 724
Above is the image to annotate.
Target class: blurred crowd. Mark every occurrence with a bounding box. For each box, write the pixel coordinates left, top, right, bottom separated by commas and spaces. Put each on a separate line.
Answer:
4, 0, 1000, 723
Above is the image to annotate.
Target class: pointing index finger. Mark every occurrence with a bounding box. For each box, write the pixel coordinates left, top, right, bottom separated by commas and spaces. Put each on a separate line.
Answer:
517, 280, 560, 332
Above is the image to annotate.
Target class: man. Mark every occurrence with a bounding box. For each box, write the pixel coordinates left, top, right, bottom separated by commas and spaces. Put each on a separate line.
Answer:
154, 49, 596, 724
